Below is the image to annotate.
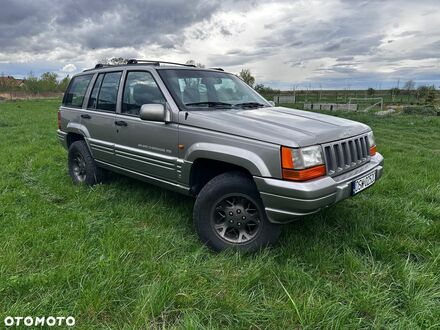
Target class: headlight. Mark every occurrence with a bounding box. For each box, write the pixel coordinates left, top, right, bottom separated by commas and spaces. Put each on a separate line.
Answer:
367, 131, 377, 156
281, 145, 326, 181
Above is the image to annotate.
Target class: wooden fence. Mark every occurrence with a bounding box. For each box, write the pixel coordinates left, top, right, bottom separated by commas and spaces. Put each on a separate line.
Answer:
0, 91, 63, 100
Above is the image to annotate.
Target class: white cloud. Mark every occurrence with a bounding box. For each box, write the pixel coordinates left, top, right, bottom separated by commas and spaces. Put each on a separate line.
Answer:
1, 0, 439, 88
61, 64, 77, 73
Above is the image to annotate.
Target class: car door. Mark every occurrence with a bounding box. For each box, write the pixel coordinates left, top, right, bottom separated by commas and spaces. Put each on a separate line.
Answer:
81, 71, 122, 164
113, 70, 179, 182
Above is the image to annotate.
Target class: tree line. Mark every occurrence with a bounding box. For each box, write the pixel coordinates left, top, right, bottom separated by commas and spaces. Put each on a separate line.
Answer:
0, 72, 71, 93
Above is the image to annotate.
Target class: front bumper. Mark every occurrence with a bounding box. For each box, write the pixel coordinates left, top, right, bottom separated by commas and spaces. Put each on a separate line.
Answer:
254, 153, 384, 223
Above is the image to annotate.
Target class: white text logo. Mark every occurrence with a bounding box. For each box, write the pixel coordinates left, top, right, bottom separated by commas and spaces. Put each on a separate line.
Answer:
4, 316, 75, 327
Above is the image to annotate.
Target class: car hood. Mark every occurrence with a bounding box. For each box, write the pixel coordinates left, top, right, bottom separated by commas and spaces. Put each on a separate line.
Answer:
181, 106, 371, 147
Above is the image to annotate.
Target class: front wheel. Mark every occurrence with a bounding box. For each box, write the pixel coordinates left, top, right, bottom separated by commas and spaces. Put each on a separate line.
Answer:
193, 171, 281, 252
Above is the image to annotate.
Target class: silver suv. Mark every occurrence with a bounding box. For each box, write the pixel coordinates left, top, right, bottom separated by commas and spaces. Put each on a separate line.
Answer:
57, 59, 384, 252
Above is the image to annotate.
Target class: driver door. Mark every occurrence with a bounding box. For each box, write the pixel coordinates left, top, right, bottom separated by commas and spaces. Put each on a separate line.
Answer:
113, 70, 179, 182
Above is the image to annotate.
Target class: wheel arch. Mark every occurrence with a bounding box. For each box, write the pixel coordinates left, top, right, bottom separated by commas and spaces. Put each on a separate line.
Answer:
186, 144, 270, 195
65, 123, 91, 149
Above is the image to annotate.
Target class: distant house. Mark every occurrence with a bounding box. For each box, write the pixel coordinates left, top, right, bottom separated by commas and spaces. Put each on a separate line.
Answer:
0, 76, 25, 88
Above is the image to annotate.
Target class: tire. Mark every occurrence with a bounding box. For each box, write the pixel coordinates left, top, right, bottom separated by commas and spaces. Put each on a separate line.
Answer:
68, 140, 105, 186
193, 171, 281, 252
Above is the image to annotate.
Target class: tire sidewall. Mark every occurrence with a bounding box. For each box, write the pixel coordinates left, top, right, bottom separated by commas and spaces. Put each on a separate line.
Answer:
68, 140, 98, 186
194, 172, 280, 252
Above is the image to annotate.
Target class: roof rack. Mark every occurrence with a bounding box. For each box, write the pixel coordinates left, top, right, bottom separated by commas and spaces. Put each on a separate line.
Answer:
84, 59, 209, 72
210, 67, 224, 71
127, 59, 196, 67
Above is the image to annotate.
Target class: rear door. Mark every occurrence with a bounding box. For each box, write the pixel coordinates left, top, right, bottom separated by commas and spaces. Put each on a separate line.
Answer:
81, 71, 123, 164
113, 70, 179, 182
60, 74, 94, 134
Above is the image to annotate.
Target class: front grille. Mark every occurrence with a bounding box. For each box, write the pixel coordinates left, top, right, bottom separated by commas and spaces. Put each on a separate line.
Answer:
323, 134, 370, 176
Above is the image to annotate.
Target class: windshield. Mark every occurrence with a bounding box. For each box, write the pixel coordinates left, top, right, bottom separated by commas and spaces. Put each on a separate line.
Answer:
158, 69, 270, 110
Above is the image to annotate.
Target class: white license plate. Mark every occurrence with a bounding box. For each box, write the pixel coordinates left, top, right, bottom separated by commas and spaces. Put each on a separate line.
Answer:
352, 172, 376, 195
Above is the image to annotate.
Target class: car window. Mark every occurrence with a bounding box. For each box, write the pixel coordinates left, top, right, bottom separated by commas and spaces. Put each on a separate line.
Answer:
213, 78, 242, 103
177, 78, 208, 104
158, 69, 268, 110
122, 71, 166, 116
89, 71, 122, 112
87, 74, 104, 109
63, 74, 93, 108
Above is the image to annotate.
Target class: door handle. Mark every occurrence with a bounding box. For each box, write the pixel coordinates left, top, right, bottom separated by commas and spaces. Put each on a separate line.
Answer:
81, 114, 91, 119
115, 120, 128, 127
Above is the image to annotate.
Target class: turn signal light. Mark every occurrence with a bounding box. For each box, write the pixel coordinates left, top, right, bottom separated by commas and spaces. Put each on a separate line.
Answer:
369, 145, 377, 156
282, 165, 326, 182
281, 146, 294, 168
281, 146, 326, 181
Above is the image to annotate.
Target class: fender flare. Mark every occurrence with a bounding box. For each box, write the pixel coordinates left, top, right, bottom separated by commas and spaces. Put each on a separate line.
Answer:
65, 123, 93, 152
65, 122, 91, 138
185, 143, 271, 177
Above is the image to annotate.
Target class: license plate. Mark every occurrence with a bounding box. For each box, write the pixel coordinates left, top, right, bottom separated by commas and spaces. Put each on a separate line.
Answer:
352, 172, 376, 195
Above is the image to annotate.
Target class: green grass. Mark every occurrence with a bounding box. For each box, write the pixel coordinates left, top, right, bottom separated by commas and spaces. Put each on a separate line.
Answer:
0, 99, 439, 329
261, 90, 431, 106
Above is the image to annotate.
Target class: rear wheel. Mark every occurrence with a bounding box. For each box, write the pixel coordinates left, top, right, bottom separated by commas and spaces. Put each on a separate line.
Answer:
193, 171, 281, 252
68, 140, 105, 186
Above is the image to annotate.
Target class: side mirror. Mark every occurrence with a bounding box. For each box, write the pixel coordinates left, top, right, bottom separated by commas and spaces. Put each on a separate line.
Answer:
139, 104, 166, 122
268, 100, 276, 107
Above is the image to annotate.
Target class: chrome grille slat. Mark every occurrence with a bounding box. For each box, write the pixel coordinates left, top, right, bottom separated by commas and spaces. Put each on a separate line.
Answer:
323, 134, 371, 176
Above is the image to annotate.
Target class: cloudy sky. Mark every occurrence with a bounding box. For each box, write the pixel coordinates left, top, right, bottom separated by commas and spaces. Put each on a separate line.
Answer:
1, 0, 439, 89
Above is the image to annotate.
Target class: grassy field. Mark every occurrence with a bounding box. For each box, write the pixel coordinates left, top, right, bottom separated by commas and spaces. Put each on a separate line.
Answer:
0, 99, 439, 329
261, 89, 436, 106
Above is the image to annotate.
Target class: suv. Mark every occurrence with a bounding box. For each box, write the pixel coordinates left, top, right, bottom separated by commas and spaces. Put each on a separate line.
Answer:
57, 59, 384, 252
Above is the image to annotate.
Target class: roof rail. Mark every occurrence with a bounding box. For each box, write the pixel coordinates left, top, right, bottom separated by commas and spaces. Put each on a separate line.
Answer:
127, 59, 196, 67
94, 63, 115, 69
210, 67, 224, 71
83, 59, 200, 72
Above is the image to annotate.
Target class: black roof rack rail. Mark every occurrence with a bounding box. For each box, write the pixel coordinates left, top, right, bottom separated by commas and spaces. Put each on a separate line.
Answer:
127, 59, 196, 67
83, 59, 199, 72
210, 67, 224, 71
93, 63, 115, 69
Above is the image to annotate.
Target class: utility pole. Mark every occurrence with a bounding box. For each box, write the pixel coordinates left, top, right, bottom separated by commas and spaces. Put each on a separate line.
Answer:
293, 84, 296, 103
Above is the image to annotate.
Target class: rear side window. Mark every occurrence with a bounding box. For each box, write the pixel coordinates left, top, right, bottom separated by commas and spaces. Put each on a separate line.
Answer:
87, 71, 122, 112
63, 75, 93, 108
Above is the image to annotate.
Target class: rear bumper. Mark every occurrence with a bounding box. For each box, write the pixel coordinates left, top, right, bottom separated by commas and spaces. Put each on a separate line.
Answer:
57, 129, 68, 149
254, 153, 384, 223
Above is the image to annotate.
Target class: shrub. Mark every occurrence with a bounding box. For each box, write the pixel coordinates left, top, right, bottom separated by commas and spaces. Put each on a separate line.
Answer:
402, 105, 438, 116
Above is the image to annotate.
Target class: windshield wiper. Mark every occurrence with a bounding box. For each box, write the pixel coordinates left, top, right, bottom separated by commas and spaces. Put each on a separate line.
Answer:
233, 102, 267, 108
185, 101, 232, 108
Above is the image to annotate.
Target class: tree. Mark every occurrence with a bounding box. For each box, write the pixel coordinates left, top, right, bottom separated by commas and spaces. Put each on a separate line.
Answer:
403, 80, 415, 91
254, 84, 279, 94
40, 72, 58, 92
418, 85, 436, 105
58, 75, 71, 92
23, 72, 40, 94
98, 57, 129, 65
185, 59, 205, 68
366, 87, 375, 96
238, 69, 255, 88
389, 87, 400, 96
389, 87, 400, 102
